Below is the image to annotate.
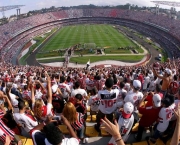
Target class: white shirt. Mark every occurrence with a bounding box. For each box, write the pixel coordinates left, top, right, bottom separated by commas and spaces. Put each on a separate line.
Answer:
108, 113, 134, 144
157, 105, 175, 132
86, 79, 94, 90
124, 91, 143, 112
31, 130, 79, 145
58, 83, 70, 98
35, 89, 43, 99
88, 94, 100, 112
143, 76, 150, 90
117, 88, 127, 102
98, 89, 119, 114
13, 113, 38, 132
22, 90, 31, 100
9, 93, 19, 113
71, 88, 87, 98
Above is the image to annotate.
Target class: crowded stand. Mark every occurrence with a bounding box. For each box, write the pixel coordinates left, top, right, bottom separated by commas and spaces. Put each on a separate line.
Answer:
0, 57, 178, 144
0, 8, 179, 144
1, 8, 180, 64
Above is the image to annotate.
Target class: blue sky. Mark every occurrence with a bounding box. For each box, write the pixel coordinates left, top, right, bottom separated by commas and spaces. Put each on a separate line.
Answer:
0, 0, 179, 17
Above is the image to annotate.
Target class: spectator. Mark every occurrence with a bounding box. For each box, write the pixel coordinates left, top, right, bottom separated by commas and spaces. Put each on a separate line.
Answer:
135, 94, 162, 141
13, 100, 38, 135
62, 102, 85, 143
108, 102, 134, 144
153, 68, 172, 97
150, 94, 175, 143
31, 115, 80, 145
94, 78, 119, 132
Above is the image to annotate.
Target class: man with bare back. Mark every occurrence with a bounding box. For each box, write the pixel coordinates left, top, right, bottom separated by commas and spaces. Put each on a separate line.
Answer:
153, 68, 172, 98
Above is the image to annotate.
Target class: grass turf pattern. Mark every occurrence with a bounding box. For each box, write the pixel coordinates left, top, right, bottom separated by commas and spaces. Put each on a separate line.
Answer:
39, 24, 138, 52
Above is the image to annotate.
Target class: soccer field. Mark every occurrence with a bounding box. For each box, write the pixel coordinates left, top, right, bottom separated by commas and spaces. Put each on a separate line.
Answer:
39, 24, 139, 53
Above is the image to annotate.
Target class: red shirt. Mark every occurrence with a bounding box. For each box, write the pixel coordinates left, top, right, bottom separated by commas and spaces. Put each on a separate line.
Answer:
145, 93, 163, 107
139, 106, 161, 127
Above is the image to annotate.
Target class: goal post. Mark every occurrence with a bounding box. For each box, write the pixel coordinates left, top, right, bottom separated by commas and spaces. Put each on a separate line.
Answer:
84, 43, 96, 49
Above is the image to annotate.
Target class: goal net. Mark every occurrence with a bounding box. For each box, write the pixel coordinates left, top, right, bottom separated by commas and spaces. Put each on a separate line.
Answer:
84, 43, 96, 49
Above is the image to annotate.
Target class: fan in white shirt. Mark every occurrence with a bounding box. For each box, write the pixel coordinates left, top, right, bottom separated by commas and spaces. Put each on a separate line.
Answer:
6, 86, 19, 113
108, 102, 134, 144
58, 76, 70, 100
124, 80, 143, 113
71, 81, 87, 98
94, 78, 119, 132
13, 100, 38, 133
143, 73, 150, 91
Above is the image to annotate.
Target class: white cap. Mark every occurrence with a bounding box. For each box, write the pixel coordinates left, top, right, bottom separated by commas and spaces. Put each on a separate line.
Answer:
133, 80, 141, 89
125, 83, 130, 90
52, 84, 58, 93
153, 94, 161, 107
165, 68, 172, 75
123, 102, 134, 114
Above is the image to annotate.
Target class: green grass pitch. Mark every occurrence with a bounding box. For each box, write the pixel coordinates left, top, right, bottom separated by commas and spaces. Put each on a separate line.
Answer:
39, 24, 140, 53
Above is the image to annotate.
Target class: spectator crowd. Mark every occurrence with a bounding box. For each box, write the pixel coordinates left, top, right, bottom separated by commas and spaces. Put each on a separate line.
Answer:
0, 57, 178, 144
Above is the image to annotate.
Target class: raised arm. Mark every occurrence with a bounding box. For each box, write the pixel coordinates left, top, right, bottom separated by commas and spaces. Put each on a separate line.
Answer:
61, 115, 78, 139
31, 83, 35, 105
47, 75, 52, 104
101, 117, 125, 145
153, 68, 165, 80
3, 94, 13, 111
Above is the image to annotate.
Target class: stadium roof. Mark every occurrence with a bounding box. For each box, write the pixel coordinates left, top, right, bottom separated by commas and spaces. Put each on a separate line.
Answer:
151, 1, 180, 7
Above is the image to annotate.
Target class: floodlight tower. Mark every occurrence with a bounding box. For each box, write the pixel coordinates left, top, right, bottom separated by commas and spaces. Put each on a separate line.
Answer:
151, 1, 180, 17
0, 5, 25, 18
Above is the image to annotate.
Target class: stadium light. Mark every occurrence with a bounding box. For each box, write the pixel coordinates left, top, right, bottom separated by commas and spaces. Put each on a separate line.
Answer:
0, 5, 25, 18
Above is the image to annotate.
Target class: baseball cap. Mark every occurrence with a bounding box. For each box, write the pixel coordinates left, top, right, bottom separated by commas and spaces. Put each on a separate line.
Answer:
133, 80, 141, 89
153, 94, 161, 107
52, 84, 58, 93
165, 68, 172, 75
122, 102, 134, 119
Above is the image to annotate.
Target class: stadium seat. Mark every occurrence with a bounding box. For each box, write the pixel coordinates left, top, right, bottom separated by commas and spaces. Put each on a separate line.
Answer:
85, 126, 99, 137
132, 141, 148, 145
101, 128, 111, 137
58, 125, 69, 134
132, 123, 139, 132
146, 138, 167, 145
87, 106, 90, 112
86, 115, 96, 122
14, 135, 33, 145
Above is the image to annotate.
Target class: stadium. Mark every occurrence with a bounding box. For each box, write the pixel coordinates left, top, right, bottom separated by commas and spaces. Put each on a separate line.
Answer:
0, 1, 179, 145
0, 6, 179, 68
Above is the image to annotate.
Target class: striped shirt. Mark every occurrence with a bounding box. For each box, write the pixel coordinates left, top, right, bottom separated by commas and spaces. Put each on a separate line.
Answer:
71, 113, 84, 130
0, 110, 4, 119
0, 119, 14, 144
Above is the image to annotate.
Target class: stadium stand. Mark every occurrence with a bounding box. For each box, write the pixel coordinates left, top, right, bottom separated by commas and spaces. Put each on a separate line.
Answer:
0, 9, 179, 145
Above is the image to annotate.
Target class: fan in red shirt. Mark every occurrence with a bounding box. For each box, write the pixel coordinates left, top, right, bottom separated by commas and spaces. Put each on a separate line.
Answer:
135, 94, 162, 141
145, 84, 163, 107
